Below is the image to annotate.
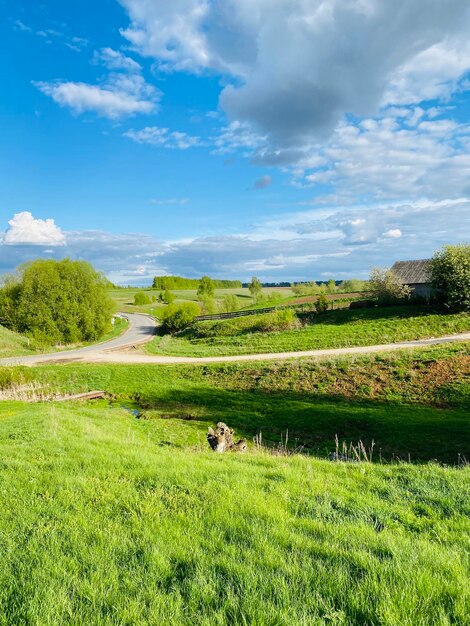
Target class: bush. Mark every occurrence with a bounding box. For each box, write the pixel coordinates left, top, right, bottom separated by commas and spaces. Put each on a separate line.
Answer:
0, 259, 115, 344
134, 291, 151, 306
158, 290, 175, 305
187, 309, 300, 339
221, 294, 240, 313
160, 302, 200, 333
255, 309, 300, 332
315, 294, 329, 313
199, 295, 217, 315
369, 268, 411, 304
431, 243, 470, 311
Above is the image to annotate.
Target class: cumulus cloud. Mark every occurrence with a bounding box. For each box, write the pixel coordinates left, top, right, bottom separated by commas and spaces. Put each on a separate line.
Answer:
123, 126, 201, 148
119, 0, 470, 154
4, 212, 66, 246
383, 229, 402, 238
34, 47, 158, 119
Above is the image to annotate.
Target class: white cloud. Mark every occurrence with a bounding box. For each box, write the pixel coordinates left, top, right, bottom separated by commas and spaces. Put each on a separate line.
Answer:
94, 47, 142, 72
35, 43, 158, 119
123, 126, 201, 149
119, 0, 470, 154
383, 229, 402, 238
4, 212, 66, 246
34, 80, 157, 118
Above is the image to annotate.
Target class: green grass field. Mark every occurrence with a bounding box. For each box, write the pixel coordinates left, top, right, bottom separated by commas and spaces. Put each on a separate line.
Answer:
0, 344, 469, 625
147, 305, 470, 357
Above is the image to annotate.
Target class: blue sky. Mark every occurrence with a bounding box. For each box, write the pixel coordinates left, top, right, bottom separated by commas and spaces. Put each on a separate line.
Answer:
1, 0, 470, 284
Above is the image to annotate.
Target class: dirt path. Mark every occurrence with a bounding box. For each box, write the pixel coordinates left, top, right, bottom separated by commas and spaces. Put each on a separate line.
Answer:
1, 326, 469, 366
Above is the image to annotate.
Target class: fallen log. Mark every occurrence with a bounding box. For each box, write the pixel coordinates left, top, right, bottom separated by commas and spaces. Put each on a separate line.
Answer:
53, 390, 106, 402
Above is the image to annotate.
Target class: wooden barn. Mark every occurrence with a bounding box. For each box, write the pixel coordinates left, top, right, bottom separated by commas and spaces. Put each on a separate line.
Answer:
390, 259, 432, 299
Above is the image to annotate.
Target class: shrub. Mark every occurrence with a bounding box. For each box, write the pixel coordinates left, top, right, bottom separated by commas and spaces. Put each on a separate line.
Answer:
221, 294, 240, 313
431, 243, 470, 311
315, 294, 329, 313
134, 291, 151, 306
199, 295, 217, 315
160, 302, 200, 333
0, 259, 115, 344
255, 309, 300, 332
369, 268, 411, 304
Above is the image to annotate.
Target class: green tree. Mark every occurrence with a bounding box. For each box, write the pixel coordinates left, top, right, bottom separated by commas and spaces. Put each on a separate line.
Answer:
431, 243, 470, 311
326, 279, 337, 294
369, 268, 411, 304
0, 259, 115, 344
162, 290, 175, 304
134, 291, 151, 306
160, 302, 200, 333
197, 276, 215, 298
248, 276, 262, 300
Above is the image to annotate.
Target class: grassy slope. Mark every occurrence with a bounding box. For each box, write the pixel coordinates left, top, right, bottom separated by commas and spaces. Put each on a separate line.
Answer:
0, 326, 37, 358
3, 342, 469, 463
0, 400, 468, 625
147, 306, 470, 357
0, 318, 128, 359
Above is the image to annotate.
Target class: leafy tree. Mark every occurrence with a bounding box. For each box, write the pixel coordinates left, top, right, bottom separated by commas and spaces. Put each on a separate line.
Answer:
340, 279, 368, 293
0, 259, 115, 344
431, 243, 470, 311
134, 291, 151, 306
315, 294, 329, 313
326, 279, 337, 294
197, 276, 215, 298
369, 268, 411, 304
160, 302, 200, 333
248, 276, 262, 300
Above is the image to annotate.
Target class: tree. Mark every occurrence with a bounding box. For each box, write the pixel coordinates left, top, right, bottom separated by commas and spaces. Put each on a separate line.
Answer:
248, 276, 262, 300
162, 290, 175, 304
134, 291, 151, 306
369, 268, 411, 304
0, 259, 115, 345
431, 243, 470, 311
160, 302, 200, 333
197, 276, 215, 298
199, 295, 217, 315
326, 279, 337, 294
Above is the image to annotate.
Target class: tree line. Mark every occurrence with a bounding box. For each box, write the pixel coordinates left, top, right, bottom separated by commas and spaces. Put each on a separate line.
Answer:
152, 275, 242, 290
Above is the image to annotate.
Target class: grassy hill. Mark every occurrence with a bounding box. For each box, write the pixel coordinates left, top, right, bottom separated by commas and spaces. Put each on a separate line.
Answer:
0, 344, 468, 624
0, 325, 36, 358
0, 400, 468, 625
147, 305, 470, 357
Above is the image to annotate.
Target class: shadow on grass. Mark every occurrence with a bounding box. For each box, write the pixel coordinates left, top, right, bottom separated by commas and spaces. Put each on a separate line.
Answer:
133, 385, 469, 464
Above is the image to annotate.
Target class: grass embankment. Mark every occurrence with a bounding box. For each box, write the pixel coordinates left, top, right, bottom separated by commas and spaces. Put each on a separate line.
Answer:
0, 326, 37, 358
2, 342, 469, 463
147, 305, 470, 357
0, 397, 468, 625
0, 317, 128, 359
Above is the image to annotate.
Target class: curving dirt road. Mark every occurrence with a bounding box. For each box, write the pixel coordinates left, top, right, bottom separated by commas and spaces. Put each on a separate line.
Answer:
0, 313, 469, 366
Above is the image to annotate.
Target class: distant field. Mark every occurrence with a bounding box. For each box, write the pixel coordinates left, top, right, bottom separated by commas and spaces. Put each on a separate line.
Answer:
108, 286, 294, 314
146, 305, 470, 357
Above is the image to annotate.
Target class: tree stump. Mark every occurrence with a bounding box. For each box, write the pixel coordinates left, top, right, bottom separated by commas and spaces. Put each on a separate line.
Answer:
207, 422, 247, 453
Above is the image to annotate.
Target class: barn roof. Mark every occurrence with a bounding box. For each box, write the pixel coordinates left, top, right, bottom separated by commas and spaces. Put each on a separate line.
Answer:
390, 259, 431, 285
